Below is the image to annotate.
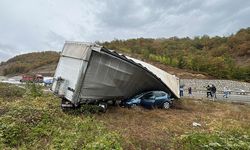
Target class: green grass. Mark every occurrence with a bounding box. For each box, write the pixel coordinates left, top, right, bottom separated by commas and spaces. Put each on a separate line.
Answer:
0, 82, 250, 149
177, 130, 250, 150
0, 83, 122, 149
0, 83, 25, 99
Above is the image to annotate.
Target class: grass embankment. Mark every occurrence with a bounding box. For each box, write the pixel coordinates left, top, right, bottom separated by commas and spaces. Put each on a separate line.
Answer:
0, 83, 250, 149
0, 83, 121, 149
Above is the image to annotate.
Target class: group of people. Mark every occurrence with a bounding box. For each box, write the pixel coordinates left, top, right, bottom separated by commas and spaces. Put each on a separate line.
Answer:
179, 84, 230, 99
206, 84, 230, 99
179, 85, 192, 97
206, 84, 217, 100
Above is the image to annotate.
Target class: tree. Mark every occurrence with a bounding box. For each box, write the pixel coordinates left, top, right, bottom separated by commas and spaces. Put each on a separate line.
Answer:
177, 55, 186, 69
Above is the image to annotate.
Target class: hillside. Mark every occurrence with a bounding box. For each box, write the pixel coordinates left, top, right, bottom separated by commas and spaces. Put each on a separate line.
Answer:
102, 27, 250, 81
0, 51, 59, 76
0, 28, 249, 81
0, 51, 211, 79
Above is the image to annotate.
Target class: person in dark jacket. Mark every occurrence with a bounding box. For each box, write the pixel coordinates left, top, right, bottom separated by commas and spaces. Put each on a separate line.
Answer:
206, 85, 212, 98
180, 85, 184, 97
211, 84, 217, 100
188, 87, 192, 96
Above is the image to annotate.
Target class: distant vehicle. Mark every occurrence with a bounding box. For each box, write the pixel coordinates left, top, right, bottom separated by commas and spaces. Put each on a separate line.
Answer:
234, 88, 247, 95
120, 91, 173, 109
20, 75, 33, 82
43, 77, 53, 86
20, 74, 43, 83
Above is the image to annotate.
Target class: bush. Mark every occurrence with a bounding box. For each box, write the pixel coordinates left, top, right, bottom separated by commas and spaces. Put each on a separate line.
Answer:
25, 82, 43, 98
0, 107, 54, 148
0, 116, 27, 147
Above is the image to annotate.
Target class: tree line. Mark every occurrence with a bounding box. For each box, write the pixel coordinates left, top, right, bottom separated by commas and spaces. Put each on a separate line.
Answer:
1, 28, 249, 82
102, 28, 250, 82
0, 51, 59, 76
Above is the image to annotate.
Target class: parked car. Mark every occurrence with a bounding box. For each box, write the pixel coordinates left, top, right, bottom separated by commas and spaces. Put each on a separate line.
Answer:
43, 77, 53, 86
120, 91, 173, 109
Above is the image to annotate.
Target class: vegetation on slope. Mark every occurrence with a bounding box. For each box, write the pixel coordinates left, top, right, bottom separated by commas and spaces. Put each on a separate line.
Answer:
0, 51, 59, 76
0, 28, 249, 81
0, 82, 250, 149
102, 27, 250, 81
0, 83, 122, 149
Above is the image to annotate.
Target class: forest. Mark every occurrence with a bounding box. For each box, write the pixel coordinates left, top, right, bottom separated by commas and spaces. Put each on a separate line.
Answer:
102, 27, 250, 81
0, 51, 59, 76
0, 28, 249, 81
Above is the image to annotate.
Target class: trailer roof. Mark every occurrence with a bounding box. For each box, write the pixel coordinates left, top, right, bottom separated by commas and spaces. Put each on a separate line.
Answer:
101, 47, 180, 98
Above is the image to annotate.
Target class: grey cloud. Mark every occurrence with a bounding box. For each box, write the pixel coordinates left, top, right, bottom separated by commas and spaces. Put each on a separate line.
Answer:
45, 31, 66, 50
98, 0, 160, 28
0, 43, 20, 61
0, 52, 11, 61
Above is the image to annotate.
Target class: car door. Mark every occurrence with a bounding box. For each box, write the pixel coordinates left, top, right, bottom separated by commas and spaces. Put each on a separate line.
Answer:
141, 92, 156, 108
154, 91, 165, 107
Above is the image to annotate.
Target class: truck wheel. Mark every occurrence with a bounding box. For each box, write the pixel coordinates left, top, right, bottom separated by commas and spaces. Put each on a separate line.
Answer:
112, 100, 117, 106
98, 102, 108, 113
61, 98, 74, 111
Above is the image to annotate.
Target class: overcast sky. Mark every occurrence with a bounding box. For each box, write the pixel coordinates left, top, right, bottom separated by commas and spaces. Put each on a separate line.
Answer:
0, 0, 250, 61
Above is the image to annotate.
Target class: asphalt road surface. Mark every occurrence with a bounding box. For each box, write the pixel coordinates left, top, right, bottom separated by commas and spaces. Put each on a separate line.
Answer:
183, 91, 250, 104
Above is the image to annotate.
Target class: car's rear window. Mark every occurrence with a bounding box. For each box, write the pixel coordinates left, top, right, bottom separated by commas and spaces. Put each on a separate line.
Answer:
154, 91, 166, 97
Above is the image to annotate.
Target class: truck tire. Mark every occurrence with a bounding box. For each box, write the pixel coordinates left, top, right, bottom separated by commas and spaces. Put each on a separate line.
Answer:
61, 98, 74, 111
98, 102, 108, 113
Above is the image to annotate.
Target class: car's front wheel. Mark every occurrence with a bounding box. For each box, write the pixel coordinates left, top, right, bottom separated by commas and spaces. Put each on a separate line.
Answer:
162, 101, 170, 109
128, 103, 137, 108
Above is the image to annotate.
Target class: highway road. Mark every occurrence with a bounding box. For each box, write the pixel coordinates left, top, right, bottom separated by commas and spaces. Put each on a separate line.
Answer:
183, 91, 250, 104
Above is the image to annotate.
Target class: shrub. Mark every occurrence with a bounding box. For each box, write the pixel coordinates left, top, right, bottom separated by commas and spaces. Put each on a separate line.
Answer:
0, 107, 54, 148
0, 116, 27, 147
25, 82, 43, 98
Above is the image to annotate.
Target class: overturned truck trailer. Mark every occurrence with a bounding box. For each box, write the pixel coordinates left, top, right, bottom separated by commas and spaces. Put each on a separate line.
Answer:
52, 42, 180, 108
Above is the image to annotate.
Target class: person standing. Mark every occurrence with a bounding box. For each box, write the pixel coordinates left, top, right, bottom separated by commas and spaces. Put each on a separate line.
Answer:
188, 87, 192, 97
223, 86, 229, 98
206, 85, 212, 98
180, 86, 184, 97
211, 84, 217, 101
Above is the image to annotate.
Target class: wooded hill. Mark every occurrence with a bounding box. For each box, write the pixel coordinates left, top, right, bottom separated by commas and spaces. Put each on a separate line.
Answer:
102, 27, 250, 81
0, 28, 249, 81
0, 51, 59, 76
